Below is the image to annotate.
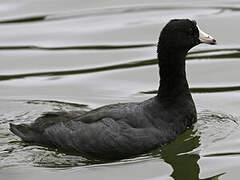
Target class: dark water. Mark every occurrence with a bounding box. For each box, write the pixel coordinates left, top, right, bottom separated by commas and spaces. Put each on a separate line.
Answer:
1, 0, 240, 179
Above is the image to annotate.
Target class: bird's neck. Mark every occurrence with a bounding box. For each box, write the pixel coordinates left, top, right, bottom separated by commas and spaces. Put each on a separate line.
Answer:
157, 49, 190, 99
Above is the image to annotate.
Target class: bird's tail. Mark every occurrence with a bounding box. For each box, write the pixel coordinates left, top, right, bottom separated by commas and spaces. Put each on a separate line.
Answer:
9, 123, 40, 143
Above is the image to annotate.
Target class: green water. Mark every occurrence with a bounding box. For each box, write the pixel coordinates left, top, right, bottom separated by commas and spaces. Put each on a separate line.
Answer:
1, 0, 240, 179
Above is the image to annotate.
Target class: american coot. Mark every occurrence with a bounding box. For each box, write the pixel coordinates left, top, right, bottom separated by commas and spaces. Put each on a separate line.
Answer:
10, 19, 216, 159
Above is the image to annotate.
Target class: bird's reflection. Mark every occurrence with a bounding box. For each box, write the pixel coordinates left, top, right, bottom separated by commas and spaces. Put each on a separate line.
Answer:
159, 129, 222, 180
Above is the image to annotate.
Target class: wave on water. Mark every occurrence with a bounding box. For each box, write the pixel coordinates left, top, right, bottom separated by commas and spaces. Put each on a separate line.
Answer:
0, 5, 227, 24
0, 47, 240, 86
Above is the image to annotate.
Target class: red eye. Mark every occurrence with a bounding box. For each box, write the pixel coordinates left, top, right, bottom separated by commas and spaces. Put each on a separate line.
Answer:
188, 28, 193, 35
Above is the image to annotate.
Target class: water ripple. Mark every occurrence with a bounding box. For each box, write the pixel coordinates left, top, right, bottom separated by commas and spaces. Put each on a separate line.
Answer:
0, 5, 234, 24
141, 85, 240, 94
0, 44, 154, 51
0, 47, 239, 81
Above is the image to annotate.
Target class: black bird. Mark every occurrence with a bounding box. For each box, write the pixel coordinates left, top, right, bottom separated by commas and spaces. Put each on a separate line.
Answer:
10, 19, 216, 159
